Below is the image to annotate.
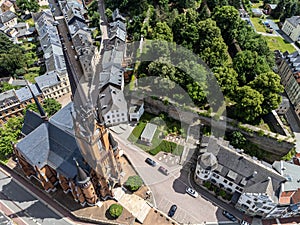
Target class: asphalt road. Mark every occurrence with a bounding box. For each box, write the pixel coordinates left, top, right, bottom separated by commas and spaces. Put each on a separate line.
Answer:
114, 135, 242, 224
0, 169, 73, 225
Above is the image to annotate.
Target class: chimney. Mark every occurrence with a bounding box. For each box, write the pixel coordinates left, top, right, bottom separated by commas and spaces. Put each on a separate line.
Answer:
253, 171, 258, 177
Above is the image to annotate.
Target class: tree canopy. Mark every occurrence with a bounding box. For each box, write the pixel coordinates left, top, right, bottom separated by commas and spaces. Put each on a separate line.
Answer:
25, 98, 62, 117
16, 0, 39, 13
232, 86, 264, 123
109, 204, 123, 218
213, 66, 238, 97
125, 175, 143, 191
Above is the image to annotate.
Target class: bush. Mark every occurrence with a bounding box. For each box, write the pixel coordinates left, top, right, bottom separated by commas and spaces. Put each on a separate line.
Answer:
125, 175, 143, 191
109, 204, 123, 218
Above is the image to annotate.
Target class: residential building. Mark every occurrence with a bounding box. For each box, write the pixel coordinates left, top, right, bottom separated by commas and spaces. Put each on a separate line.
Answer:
35, 71, 70, 99
14, 97, 122, 206
194, 136, 288, 218
33, 10, 67, 75
266, 161, 300, 218
1, 0, 15, 13
0, 10, 17, 28
129, 99, 144, 122
0, 85, 43, 125
140, 123, 157, 145
282, 16, 300, 42
37, 0, 48, 7
276, 51, 300, 120
99, 85, 128, 126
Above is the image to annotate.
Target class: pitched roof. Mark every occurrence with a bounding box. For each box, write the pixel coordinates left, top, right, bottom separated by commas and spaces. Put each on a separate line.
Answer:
200, 136, 286, 199
15, 85, 42, 102
0, 10, 17, 23
286, 16, 300, 28
35, 71, 60, 89
22, 110, 45, 135
244, 177, 274, 196
141, 123, 157, 141
99, 85, 127, 115
273, 161, 300, 192
112, 8, 125, 22
99, 64, 124, 91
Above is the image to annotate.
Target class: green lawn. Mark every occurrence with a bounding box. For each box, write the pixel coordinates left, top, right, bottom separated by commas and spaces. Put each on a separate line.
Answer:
264, 36, 296, 52
127, 112, 185, 156
24, 73, 39, 83
251, 17, 266, 32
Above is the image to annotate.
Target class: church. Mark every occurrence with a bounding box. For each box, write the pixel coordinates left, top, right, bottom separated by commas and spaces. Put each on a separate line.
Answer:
13, 87, 122, 206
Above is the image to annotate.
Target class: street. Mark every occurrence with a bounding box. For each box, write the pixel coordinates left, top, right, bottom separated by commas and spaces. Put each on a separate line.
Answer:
114, 135, 242, 224
0, 168, 73, 225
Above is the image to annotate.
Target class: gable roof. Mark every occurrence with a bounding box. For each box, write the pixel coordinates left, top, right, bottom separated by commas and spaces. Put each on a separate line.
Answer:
200, 136, 286, 198
15, 85, 42, 102
35, 71, 60, 89
0, 10, 17, 23
286, 16, 300, 28
22, 110, 45, 135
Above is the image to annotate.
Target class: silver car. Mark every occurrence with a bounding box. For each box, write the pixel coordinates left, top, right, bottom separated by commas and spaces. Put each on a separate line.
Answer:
186, 187, 199, 198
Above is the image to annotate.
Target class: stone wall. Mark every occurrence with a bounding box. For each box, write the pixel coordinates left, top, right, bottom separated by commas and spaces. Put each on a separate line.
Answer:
144, 98, 295, 162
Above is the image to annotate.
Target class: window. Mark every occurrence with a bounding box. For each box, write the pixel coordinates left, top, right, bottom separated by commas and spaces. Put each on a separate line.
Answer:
229, 182, 233, 186
246, 200, 251, 204
224, 180, 228, 184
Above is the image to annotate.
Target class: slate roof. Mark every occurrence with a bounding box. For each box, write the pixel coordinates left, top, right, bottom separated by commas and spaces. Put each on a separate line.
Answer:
286, 16, 300, 28
21, 110, 45, 135
110, 21, 126, 32
35, 71, 60, 90
0, 89, 18, 108
109, 27, 126, 42
200, 136, 286, 199
99, 64, 124, 91
50, 102, 74, 135
112, 8, 125, 22
17, 104, 84, 178
15, 85, 42, 102
0, 10, 16, 23
273, 161, 300, 192
99, 85, 127, 115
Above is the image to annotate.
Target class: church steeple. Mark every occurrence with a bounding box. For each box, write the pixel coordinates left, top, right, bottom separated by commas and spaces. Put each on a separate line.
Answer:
74, 158, 90, 185
27, 82, 46, 118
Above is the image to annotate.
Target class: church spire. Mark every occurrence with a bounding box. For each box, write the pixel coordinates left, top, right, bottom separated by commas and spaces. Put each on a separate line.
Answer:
27, 82, 46, 118
74, 158, 90, 185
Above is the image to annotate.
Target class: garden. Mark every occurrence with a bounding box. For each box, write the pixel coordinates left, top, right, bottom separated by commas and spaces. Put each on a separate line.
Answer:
203, 181, 232, 202
127, 112, 185, 156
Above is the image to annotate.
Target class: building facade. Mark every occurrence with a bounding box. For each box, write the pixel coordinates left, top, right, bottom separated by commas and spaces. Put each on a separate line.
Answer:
282, 16, 300, 42
276, 50, 300, 120
193, 136, 300, 219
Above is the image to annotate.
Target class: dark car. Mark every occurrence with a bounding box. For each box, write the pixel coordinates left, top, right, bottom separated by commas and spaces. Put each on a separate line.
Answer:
158, 166, 169, 175
222, 210, 237, 222
145, 158, 156, 167
168, 205, 177, 217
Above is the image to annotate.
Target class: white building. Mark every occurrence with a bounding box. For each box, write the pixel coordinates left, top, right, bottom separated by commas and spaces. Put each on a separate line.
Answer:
140, 123, 157, 145
35, 71, 70, 99
194, 136, 287, 218
282, 16, 300, 42
129, 99, 144, 122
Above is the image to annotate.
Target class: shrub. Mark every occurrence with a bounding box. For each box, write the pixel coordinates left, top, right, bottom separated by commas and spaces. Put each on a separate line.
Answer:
109, 204, 123, 218
125, 175, 143, 191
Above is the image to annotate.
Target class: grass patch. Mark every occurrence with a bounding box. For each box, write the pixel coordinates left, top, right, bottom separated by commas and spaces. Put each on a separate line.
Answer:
26, 18, 35, 27
251, 17, 266, 32
128, 112, 185, 156
24, 73, 39, 83
149, 140, 183, 156
264, 36, 296, 52
251, 1, 263, 8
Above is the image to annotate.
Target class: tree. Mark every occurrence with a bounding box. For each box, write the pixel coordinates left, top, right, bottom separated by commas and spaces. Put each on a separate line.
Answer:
249, 72, 284, 115
25, 98, 62, 117
0, 82, 15, 93
213, 66, 238, 97
229, 131, 246, 148
195, 19, 229, 68
16, 0, 39, 12
232, 86, 264, 123
233, 50, 270, 85
108, 204, 123, 218
206, 0, 228, 11
186, 82, 206, 105
150, 22, 173, 42
0, 117, 23, 161
105, 8, 113, 22
212, 6, 241, 43
125, 175, 143, 191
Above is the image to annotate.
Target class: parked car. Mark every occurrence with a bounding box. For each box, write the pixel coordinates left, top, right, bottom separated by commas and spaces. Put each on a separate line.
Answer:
186, 187, 199, 198
168, 205, 177, 217
241, 220, 251, 225
145, 158, 156, 167
222, 210, 237, 222
158, 166, 169, 175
